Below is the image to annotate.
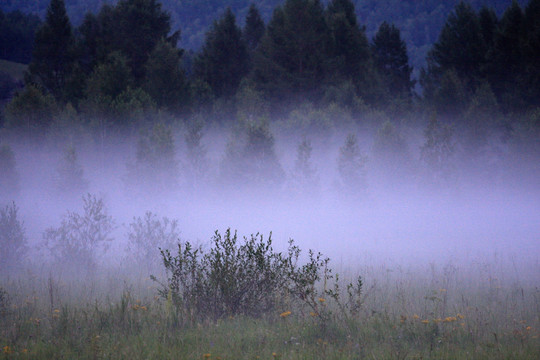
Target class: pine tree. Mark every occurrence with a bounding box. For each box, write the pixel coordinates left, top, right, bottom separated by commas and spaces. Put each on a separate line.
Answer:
144, 38, 188, 112
26, 0, 75, 102
420, 114, 455, 187
424, 2, 486, 95
243, 4, 265, 51
0, 202, 27, 273
112, 0, 175, 82
486, 0, 526, 113
55, 144, 88, 195
0, 145, 20, 197
194, 8, 248, 98
337, 133, 367, 195
253, 0, 330, 101
326, 0, 370, 84
372, 21, 414, 100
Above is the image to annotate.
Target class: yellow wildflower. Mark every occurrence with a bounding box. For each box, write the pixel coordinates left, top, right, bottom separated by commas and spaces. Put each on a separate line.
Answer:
421, 320, 429, 324
203, 353, 211, 358
140, 306, 147, 311
318, 297, 326, 303
310, 311, 318, 317
3, 346, 12, 355
280, 311, 291, 318
456, 313, 464, 319
53, 309, 60, 313
272, 352, 278, 357
132, 304, 140, 310
413, 314, 419, 319
444, 316, 457, 323
526, 326, 532, 331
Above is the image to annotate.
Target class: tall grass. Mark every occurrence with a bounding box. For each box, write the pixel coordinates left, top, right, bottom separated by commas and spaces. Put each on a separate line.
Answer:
1, 259, 538, 359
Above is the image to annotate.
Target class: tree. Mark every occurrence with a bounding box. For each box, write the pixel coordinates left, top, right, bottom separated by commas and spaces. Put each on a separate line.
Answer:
290, 138, 319, 195
110, 0, 176, 82
26, 0, 75, 102
372, 120, 411, 186
0, 144, 20, 198
0, 202, 27, 274
126, 211, 179, 273
253, 0, 330, 102
143, 38, 188, 112
54, 144, 88, 195
337, 133, 367, 195
43, 194, 115, 272
522, 0, 540, 108
371, 21, 414, 101
420, 114, 456, 187
325, 0, 371, 86
243, 3, 265, 51
424, 2, 486, 97
184, 116, 208, 188
194, 8, 249, 98
127, 121, 179, 193
486, 0, 526, 113
4, 85, 57, 137
221, 118, 284, 189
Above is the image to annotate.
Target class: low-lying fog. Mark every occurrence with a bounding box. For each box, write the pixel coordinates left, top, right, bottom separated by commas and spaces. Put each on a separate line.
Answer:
1, 120, 539, 282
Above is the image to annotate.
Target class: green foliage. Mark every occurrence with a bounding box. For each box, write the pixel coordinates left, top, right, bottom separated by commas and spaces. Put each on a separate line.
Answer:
420, 114, 456, 187
194, 8, 249, 99
43, 193, 116, 271
54, 144, 87, 195
109, 0, 175, 82
126, 211, 179, 272
426, 1, 486, 90
254, 0, 330, 102
371, 21, 414, 102
4, 84, 57, 137
0, 202, 27, 273
0, 144, 19, 196
143, 39, 188, 113
127, 121, 178, 192
337, 133, 367, 195
153, 229, 331, 320
26, 0, 75, 102
184, 116, 208, 186
326, 0, 370, 86
243, 3, 266, 51
221, 117, 284, 188
289, 138, 320, 195
372, 121, 411, 184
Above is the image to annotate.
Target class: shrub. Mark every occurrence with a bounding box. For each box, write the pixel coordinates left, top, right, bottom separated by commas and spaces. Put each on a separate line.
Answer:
0, 202, 27, 273
43, 194, 115, 271
126, 211, 179, 272
153, 229, 363, 323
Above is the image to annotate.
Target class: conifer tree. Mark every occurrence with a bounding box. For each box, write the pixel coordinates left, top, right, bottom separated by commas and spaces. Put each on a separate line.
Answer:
0, 145, 20, 197
424, 2, 486, 96
55, 144, 88, 195
243, 4, 265, 51
326, 0, 370, 84
0, 202, 27, 273
337, 133, 367, 195
253, 0, 330, 101
372, 22, 414, 100
26, 0, 75, 102
144, 38, 188, 112
194, 8, 248, 98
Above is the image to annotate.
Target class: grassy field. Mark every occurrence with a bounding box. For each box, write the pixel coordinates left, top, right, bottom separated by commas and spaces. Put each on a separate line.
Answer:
1, 260, 538, 360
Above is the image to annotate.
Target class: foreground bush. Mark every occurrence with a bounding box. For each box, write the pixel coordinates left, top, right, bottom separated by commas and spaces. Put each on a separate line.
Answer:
153, 229, 361, 321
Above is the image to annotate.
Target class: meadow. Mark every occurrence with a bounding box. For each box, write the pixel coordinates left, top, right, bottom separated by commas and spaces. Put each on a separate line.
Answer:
1, 255, 538, 359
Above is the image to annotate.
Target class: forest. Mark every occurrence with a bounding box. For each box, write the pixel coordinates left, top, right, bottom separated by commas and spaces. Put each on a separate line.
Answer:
1, 1, 539, 359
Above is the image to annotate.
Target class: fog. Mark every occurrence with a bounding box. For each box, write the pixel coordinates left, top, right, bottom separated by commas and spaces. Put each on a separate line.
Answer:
1, 119, 539, 283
